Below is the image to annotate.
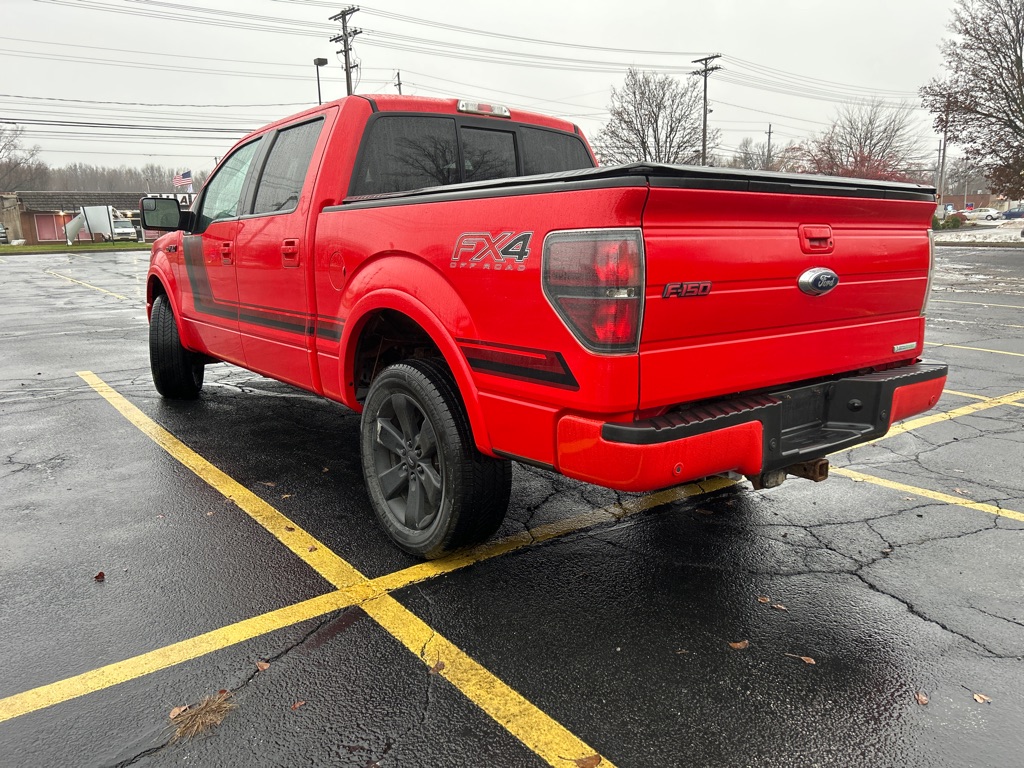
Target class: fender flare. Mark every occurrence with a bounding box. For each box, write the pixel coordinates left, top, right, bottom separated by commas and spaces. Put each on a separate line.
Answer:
340, 287, 494, 456
146, 253, 200, 352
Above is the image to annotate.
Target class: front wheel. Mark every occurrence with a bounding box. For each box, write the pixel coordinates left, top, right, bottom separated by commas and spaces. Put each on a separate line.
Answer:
149, 294, 204, 399
360, 359, 512, 559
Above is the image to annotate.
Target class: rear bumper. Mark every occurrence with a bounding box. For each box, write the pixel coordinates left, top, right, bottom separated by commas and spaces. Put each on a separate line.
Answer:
556, 360, 947, 492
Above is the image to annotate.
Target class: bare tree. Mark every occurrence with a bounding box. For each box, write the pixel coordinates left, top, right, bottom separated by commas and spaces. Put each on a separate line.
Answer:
943, 157, 990, 201
920, 0, 1024, 198
593, 68, 716, 166
797, 100, 927, 181
0, 126, 49, 191
726, 137, 801, 172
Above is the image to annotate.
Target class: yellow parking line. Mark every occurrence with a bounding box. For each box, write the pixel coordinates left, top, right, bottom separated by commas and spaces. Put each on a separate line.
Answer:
942, 389, 990, 401
0, 592, 352, 723
44, 270, 129, 301
0, 477, 727, 727
60, 372, 615, 767
831, 468, 1024, 523
932, 298, 1024, 311
0, 372, 733, 738
925, 341, 1024, 358
880, 388, 1024, 439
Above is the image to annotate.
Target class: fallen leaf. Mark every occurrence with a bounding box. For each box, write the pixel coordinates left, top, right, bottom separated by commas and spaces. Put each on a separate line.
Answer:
915, 691, 929, 705
674, 649, 689, 655
259, 481, 277, 487
282, 494, 292, 499
256, 661, 270, 672
284, 525, 295, 532
882, 548, 893, 554
952, 488, 970, 496
728, 640, 750, 650
973, 692, 992, 704
575, 756, 602, 768
169, 705, 189, 720
307, 545, 317, 552
291, 700, 306, 711
206, 511, 215, 517
756, 596, 771, 604
771, 603, 788, 611
785, 653, 816, 665
94, 571, 105, 582
429, 660, 446, 675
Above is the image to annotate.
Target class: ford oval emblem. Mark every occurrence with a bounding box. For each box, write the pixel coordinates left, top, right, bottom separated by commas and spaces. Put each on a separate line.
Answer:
798, 267, 840, 296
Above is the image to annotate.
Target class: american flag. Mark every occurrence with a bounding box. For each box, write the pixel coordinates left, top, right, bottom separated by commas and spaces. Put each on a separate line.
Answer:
173, 170, 193, 188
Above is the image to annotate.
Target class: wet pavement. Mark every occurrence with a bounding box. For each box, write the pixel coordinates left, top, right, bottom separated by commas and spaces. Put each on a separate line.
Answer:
1, 245, 1022, 767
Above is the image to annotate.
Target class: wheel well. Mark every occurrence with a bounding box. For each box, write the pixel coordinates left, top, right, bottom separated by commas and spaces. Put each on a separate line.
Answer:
148, 276, 167, 303
353, 309, 442, 403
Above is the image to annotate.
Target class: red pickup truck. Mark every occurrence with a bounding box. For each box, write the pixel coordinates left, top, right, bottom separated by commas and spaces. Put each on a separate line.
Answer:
141, 95, 946, 558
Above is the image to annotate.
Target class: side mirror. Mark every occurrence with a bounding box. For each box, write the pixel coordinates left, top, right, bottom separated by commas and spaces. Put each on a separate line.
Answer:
140, 197, 186, 230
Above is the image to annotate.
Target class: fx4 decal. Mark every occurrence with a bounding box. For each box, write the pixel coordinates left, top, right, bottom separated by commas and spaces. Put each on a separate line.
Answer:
451, 231, 533, 271
663, 281, 712, 298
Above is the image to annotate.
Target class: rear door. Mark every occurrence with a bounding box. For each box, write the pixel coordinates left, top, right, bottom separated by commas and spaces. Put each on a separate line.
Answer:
179, 138, 262, 366
234, 116, 327, 389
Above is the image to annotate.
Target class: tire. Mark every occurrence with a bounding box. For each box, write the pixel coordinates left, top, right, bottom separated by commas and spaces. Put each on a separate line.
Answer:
149, 294, 204, 399
986, 214, 995, 220
360, 358, 512, 559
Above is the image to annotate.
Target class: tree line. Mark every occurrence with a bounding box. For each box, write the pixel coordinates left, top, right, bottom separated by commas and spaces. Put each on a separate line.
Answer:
0, 131, 209, 194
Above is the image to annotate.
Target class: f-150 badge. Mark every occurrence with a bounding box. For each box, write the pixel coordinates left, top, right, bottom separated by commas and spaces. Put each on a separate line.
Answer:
451, 231, 532, 271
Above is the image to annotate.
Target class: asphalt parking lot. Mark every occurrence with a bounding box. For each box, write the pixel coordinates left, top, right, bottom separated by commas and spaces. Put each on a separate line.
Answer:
1, 244, 1023, 767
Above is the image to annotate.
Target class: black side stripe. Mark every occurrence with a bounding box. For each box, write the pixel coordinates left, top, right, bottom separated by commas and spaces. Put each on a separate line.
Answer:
181, 235, 344, 339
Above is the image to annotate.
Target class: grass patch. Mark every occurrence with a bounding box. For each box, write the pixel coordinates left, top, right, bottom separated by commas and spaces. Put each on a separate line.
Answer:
0, 242, 152, 255
169, 690, 237, 742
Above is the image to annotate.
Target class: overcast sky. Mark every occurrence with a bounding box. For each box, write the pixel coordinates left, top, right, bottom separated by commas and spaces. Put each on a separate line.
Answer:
7, 0, 959, 182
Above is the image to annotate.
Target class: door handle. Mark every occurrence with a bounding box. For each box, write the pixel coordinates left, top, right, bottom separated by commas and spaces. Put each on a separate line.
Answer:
220, 241, 233, 265
282, 238, 300, 267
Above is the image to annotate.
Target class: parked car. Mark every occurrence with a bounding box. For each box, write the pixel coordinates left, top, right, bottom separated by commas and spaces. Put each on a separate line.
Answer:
1002, 207, 1024, 219
0, 224, 8, 245
962, 207, 1002, 221
111, 219, 138, 241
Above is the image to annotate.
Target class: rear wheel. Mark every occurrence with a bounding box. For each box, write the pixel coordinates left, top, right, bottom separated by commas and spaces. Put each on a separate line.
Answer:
360, 359, 512, 558
149, 294, 204, 399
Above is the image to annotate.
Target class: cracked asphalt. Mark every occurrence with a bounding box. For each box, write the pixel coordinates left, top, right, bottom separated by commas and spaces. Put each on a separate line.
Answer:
1, 245, 1023, 767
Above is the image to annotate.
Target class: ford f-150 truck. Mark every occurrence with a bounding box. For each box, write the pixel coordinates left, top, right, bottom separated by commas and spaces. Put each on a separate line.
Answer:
140, 94, 947, 558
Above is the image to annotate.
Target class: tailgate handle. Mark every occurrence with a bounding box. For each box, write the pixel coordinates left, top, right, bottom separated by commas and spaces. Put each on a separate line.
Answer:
799, 225, 834, 254
282, 238, 300, 267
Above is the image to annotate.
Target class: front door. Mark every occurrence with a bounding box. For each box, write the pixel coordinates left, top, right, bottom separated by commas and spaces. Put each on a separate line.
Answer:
179, 139, 262, 366
234, 118, 326, 389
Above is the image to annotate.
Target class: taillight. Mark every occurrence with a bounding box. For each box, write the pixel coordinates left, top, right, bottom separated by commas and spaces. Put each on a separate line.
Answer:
542, 229, 644, 352
923, 229, 935, 317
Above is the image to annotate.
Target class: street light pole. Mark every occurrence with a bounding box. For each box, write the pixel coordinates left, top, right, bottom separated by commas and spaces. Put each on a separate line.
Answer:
313, 58, 328, 105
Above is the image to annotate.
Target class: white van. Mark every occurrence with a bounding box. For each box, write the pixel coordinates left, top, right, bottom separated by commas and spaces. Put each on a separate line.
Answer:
111, 219, 138, 241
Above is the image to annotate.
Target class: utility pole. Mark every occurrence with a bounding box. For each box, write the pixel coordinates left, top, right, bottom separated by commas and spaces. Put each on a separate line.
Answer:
329, 6, 361, 96
937, 95, 950, 204
396, 70, 403, 95
765, 123, 773, 171
690, 54, 722, 166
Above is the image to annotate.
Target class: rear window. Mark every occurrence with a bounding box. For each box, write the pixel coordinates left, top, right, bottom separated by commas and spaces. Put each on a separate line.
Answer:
460, 127, 517, 182
521, 127, 593, 175
351, 116, 459, 196
350, 115, 593, 197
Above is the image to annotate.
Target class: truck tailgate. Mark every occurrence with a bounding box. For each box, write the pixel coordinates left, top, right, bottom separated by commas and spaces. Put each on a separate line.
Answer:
639, 184, 935, 410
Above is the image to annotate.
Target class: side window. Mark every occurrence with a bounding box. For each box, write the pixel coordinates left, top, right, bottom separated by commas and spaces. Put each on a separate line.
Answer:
196, 140, 261, 231
521, 127, 594, 175
350, 116, 458, 196
252, 119, 323, 215
460, 128, 517, 182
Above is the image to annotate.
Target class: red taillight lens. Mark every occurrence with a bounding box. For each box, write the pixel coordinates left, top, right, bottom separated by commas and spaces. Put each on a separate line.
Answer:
543, 229, 644, 352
